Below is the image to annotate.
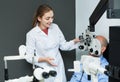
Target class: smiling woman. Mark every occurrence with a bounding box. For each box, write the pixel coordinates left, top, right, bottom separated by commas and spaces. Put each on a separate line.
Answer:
25, 4, 80, 82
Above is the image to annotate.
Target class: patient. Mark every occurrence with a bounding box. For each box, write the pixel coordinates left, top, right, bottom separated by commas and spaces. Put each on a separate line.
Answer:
70, 35, 109, 82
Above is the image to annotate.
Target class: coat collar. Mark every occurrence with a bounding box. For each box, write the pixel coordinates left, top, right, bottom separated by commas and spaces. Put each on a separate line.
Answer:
34, 23, 53, 33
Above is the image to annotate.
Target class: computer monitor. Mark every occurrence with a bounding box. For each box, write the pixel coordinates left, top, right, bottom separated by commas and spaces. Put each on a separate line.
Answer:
107, 0, 120, 18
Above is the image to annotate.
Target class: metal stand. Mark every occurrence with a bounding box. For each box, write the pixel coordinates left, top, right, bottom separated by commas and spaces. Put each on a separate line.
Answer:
4, 55, 25, 81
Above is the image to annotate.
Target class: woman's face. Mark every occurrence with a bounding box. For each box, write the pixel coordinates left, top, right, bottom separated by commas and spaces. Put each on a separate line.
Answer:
38, 10, 54, 29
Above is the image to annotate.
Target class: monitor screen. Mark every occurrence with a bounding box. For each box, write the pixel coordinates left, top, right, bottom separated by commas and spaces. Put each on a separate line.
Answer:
107, 0, 120, 18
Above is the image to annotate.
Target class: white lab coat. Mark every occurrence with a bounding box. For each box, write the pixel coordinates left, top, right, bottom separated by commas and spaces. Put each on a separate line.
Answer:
26, 23, 78, 82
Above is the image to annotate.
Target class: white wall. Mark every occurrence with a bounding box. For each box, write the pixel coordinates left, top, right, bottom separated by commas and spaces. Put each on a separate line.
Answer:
76, 0, 120, 60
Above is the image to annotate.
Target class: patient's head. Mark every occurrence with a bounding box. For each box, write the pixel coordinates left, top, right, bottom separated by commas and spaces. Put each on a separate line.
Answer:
96, 35, 108, 54
89, 35, 108, 57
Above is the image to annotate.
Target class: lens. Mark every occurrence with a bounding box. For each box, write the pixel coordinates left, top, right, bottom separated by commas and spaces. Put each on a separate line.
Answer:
49, 70, 57, 77
42, 72, 49, 79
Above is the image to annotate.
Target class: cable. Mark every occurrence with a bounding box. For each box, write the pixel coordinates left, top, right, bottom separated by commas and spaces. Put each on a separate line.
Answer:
79, 71, 84, 81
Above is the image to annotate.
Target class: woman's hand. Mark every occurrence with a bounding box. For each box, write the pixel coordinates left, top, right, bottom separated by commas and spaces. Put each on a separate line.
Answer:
38, 57, 57, 66
73, 38, 80, 44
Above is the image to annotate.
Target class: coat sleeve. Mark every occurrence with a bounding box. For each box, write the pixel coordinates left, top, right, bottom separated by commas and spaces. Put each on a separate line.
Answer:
56, 25, 79, 50
25, 33, 39, 63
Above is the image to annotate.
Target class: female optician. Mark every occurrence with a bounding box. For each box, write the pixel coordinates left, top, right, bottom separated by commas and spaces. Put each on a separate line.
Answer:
25, 4, 80, 82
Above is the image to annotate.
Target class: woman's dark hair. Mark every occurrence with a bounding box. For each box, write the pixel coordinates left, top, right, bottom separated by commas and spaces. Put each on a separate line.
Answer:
32, 4, 53, 27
